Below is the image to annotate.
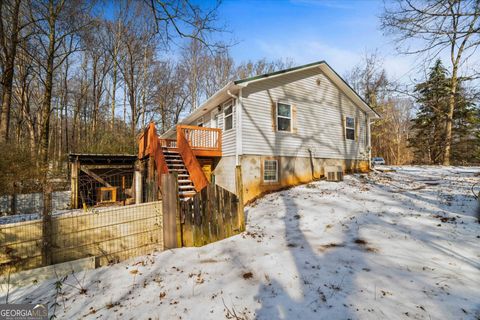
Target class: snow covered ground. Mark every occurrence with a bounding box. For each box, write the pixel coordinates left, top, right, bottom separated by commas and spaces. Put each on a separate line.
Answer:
1, 166, 479, 319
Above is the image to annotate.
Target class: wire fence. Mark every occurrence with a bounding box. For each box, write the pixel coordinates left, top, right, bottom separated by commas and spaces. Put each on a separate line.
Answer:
78, 167, 134, 207
0, 191, 70, 216
0, 201, 163, 276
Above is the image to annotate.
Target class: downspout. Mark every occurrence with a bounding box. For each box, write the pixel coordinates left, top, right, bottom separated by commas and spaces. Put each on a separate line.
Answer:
367, 116, 373, 170
227, 90, 241, 165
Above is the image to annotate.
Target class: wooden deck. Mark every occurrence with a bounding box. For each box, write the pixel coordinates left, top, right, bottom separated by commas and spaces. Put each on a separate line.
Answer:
140, 125, 222, 158
171, 125, 222, 157
138, 123, 222, 194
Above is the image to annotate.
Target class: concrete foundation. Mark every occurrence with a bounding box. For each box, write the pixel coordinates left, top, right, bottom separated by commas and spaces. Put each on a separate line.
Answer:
212, 156, 237, 194
212, 154, 369, 204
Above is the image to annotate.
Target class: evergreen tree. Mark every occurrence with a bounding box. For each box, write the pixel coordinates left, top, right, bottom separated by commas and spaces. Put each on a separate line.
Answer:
411, 59, 479, 164
451, 87, 480, 164
411, 60, 450, 164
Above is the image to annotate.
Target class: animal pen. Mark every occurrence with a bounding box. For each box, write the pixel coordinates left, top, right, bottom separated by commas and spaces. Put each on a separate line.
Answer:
1, 122, 245, 279
69, 153, 138, 209
1, 171, 245, 277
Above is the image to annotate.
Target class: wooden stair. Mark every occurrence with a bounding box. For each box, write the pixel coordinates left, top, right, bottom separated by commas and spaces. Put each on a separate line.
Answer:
163, 147, 196, 199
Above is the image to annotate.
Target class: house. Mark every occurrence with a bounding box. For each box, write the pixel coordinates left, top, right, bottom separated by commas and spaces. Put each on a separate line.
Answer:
148, 60, 379, 203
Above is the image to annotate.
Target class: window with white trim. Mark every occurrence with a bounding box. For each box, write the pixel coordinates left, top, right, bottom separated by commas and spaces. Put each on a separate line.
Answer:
277, 102, 291, 132
211, 112, 220, 128
345, 116, 355, 140
263, 160, 278, 182
224, 102, 233, 131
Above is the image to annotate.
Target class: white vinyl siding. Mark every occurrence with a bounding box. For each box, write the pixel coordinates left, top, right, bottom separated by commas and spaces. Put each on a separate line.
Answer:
241, 68, 367, 160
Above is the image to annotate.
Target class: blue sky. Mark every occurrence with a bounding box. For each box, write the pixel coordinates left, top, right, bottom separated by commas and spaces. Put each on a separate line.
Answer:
215, 0, 417, 82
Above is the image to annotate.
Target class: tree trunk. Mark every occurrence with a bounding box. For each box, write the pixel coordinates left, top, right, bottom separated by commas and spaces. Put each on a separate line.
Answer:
63, 60, 69, 154
20, 74, 36, 156
123, 84, 127, 124
111, 60, 117, 129
129, 86, 136, 148
91, 57, 98, 140
0, 0, 21, 143
40, 8, 56, 170
443, 71, 457, 166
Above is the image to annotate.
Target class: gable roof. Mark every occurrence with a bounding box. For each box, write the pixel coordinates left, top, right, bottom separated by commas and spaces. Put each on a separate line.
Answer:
234, 60, 329, 85
161, 60, 379, 138
234, 60, 380, 118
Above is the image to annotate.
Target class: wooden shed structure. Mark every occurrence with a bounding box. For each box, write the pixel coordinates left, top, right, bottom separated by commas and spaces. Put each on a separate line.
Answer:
69, 153, 137, 209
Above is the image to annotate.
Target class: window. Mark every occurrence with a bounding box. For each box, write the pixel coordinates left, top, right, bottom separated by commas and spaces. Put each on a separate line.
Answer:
197, 116, 204, 127
277, 102, 291, 132
263, 160, 278, 182
345, 116, 355, 140
211, 112, 220, 128
224, 102, 233, 130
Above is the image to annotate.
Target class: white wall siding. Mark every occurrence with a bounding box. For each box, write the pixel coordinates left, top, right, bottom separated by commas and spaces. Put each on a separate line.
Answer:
241, 68, 368, 160
221, 104, 236, 157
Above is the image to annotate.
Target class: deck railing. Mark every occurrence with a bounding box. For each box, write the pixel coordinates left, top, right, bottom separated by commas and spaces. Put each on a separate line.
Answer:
159, 139, 177, 148
138, 123, 169, 177
139, 123, 222, 194
177, 125, 222, 156
177, 126, 209, 192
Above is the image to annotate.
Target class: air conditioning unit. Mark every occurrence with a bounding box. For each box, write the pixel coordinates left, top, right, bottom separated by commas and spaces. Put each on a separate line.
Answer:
324, 165, 344, 182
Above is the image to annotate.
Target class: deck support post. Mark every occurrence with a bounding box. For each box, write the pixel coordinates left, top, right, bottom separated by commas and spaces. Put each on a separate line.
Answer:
135, 163, 143, 205
235, 165, 245, 231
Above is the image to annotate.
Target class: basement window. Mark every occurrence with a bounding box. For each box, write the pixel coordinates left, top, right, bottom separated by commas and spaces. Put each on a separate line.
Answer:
277, 102, 291, 132
263, 160, 278, 182
345, 116, 355, 140
224, 102, 233, 131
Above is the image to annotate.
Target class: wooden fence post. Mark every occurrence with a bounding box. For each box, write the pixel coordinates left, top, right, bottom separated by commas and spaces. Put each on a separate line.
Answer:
134, 161, 143, 205
70, 159, 79, 209
235, 165, 245, 232
162, 173, 180, 249
42, 184, 53, 266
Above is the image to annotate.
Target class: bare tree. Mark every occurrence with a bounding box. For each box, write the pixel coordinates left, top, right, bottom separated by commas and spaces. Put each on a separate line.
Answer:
117, 2, 157, 146
345, 52, 389, 108
147, 0, 224, 48
0, 0, 28, 143
203, 48, 235, 97
0, 0, 234, 195
181, 38, 207, 111
28, 0, 93, 167
381, 0, 480, 165
84, 20, 113, 141
346, 53, 414, 165
151, 59, 188, 132
104, 4, 127, 130
235, 58, 294, 79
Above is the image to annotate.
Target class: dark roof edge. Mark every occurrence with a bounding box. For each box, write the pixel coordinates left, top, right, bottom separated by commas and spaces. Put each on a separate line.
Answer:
233, 60, 326, 85
68, 153, 137, 158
